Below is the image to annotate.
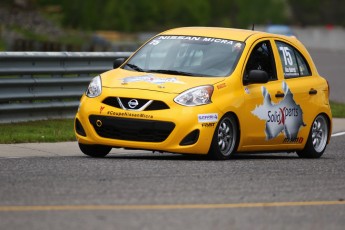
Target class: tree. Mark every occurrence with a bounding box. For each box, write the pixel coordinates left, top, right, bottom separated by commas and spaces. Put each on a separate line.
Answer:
288, 0, 345, 26
35, 0, 305, 32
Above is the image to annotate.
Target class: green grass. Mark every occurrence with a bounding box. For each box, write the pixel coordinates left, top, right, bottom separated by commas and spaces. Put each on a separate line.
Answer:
0, 119, 75, 144
330, 101, 345, 118
0, 101, 344, 144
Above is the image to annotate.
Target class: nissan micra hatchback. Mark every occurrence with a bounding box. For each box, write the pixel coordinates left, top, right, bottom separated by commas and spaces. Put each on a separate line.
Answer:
75, 27, 332, 160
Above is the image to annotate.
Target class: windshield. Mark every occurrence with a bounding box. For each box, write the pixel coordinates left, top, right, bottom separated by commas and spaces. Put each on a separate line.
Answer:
123, 35, 244, 77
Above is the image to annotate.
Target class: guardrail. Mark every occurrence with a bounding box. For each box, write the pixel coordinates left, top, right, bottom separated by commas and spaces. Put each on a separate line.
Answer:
0, 52, 132, 123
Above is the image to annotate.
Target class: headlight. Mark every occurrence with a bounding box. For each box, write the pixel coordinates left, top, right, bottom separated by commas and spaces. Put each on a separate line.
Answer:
86, 75, 102, 98
174, 85, 214, 106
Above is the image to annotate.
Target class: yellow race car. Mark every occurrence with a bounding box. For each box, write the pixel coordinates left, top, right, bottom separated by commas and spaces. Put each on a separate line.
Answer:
75, 27, 332, 160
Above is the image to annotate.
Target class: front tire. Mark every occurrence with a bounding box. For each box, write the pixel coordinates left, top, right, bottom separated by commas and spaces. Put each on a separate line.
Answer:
208, 114, 239, 160
78, 143, 111, 158
297, 114, 329, 158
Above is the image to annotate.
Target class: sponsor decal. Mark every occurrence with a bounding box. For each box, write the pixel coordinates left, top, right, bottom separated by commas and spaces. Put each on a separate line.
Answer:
198, 113, 218, 123
100, 106, 105, 114
121, 75, 185, 85
202, 122, 216, 128
157, 36, 234, 45
283, 137, 304, 144
149, 40, 160, 46
278, 45, 299, 77
158, 36, 202, 41
244, 87, 250, 94
252, 81, 305, 140
217, 83, 226, 90
284, 66, 298, 75
107, 111, 153, 119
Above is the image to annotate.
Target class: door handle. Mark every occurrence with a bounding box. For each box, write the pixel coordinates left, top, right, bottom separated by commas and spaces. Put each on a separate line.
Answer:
309, 89, 317, 95
275, 92, 285, 98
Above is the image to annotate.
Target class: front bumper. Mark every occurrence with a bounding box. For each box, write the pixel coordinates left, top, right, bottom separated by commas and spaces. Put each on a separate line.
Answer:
75, 89, 220, 154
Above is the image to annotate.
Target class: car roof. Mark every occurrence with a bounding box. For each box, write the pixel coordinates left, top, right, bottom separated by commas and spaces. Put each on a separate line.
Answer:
160, 27, 267, 42
156, 27, 316, 75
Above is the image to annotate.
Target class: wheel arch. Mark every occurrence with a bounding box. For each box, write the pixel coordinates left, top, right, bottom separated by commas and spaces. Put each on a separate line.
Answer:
297, 112, 330, 158
207, 111, 242, 160
223, 110, 240, 126
303, 112, 331, 148
320, 112, 332, 144
222, 111, 241, 150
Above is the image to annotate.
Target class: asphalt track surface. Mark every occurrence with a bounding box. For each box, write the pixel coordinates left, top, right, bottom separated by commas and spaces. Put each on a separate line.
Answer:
0, 126, 345, 230
0, 50, 345, 229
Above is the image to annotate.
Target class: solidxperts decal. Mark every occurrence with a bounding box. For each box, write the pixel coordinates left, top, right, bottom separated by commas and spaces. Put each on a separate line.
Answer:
121, 75, 185, 85
252, 82, 305, 140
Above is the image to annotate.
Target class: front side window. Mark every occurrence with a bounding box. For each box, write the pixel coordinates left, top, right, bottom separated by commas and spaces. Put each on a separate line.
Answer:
244, 40, 277, 81
124, 35, 245, 77
276, 41, 311, 78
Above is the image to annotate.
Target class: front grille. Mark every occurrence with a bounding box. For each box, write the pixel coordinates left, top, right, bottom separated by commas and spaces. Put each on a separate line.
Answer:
89, 115, 175, 142
102, 97, 170, 111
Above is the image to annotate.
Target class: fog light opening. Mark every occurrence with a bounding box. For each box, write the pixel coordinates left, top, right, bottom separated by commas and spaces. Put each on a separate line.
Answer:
75, 118, 87, 137
180, 129, 200, 146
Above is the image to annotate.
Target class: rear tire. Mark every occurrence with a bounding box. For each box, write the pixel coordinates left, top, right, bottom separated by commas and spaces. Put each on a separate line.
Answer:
208, 114, 239, 160
297, 114, 329, 158
78, 143, 111, 158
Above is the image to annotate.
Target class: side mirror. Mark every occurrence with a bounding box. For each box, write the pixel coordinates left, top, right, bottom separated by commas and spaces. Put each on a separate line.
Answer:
113, 58, 126, 69
245, 70, 269, 84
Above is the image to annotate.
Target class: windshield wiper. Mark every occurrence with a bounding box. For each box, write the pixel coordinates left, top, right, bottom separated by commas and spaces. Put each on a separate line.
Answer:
125, 63, 145, 72
148, 69, 196, 76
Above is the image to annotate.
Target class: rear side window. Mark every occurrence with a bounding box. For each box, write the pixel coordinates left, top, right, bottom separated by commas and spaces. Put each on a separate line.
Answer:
275, 41, 311, 78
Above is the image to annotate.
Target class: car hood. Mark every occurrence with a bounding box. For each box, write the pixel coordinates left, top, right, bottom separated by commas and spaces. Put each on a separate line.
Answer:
101, 68, 226, 94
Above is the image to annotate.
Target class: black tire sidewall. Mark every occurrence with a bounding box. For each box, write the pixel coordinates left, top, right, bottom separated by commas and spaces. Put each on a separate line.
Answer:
78, 143, 111, 158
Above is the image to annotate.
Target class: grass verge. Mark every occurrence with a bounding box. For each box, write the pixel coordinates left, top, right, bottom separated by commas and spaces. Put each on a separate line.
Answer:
0, 119, 75, 144
0, 101, 344, 144
330, 101, 345, 118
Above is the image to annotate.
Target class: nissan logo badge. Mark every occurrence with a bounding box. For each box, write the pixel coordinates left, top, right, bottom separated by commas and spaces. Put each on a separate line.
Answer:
128, 99, 139, 109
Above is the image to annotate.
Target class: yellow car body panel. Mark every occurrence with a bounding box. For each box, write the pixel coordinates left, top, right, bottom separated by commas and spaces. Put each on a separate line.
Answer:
101, 68, 225, 93
75, 27, 332, 158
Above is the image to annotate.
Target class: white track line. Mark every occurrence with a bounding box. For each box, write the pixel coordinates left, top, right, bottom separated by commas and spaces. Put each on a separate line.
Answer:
331, 132, 345, 137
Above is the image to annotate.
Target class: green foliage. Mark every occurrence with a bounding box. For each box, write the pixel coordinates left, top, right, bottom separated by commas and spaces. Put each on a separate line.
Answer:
234, 0, 286, 28
0, 39, 6, 51
10, 25, 49, 41
36, 0, 289, 32
287, 0, 345, 26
